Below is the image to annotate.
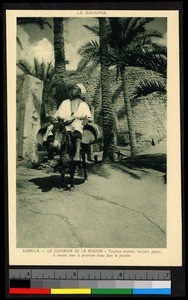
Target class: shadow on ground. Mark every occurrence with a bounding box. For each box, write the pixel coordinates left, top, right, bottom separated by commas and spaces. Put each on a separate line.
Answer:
86, 162, 142, 180
116, 153, 166, 173
87, 153, 166, 181
27, 153, 166, 191
111, 164, 142, 180
87, 162, 110, 179
29, 175, 85, 192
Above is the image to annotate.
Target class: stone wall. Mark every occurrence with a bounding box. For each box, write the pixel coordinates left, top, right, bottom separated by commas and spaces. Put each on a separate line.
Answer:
17, 74, 43, 162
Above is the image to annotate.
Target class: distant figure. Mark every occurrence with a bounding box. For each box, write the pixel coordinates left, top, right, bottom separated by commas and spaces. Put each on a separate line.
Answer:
43, 83, 93, 161
94, 154, 98, 164
152, 138, 155, 146
116, 150, 125, 160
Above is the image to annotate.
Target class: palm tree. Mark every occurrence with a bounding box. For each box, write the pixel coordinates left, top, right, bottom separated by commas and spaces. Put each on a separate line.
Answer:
108, 17, 164, 155
78, 18, 164, 156
17, 17, 69, 118
107, 42, 167, 134
99, 18, 115, 161
53, 18, 66, 76
53, 18, 68, 107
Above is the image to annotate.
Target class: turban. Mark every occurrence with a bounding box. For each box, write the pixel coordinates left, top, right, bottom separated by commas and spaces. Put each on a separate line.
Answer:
75, 83, 86, 97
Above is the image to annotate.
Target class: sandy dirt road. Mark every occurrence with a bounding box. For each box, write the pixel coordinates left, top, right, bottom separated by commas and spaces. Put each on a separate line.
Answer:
16, 150, 166, 248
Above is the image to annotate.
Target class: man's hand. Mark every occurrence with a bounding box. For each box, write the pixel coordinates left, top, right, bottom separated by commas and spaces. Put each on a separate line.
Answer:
64, 117, 75, 126
50, 116, 66, 124
82, 116, 91, 126
74, 116, 84, 120
50, 116, 58, 124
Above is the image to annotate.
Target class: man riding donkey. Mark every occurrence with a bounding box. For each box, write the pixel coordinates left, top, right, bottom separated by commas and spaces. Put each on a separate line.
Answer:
43, 83, 93, 161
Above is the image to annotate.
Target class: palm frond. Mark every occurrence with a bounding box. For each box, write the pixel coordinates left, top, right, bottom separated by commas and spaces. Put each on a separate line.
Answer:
133, 79, 167, 99
125, 18, 142, 34
34, 58, 40, 79
77, 40, 100, 72
109, 17, 156, 50
77, 58, 90, 73
108, 46, 129, 71
16, 59, 34, 75
45, 61, 53, 79
108, 18, 131, 50
17, 58, 55, 82
37, 18, 52, 29
111, 84, 123, 104
17, 37, 24, 50
17, 17, 52, 29
118, 18, 144, 43
128, 18, 155, 44
85, 59, 100, 77
83, 25, 99, 36
78, 40, 99, 56
140, 53, 166, 77
107, 17, 167, 74
128, 30, 163, 49
135, 17, 155, 28
109, 49, 167, 79
123, 46, 167, 77
108, 46, 123, 65
143, 43, 167, 55
116, 106, 126, 120
39, 59, 46, 81
79, 16, 166, 81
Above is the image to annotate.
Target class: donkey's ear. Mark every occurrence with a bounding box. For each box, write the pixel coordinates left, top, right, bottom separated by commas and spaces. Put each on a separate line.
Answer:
56, 117, 64, 122
57, 118, 65, 125
49, 116, 57, 123
59, 118, 65, 126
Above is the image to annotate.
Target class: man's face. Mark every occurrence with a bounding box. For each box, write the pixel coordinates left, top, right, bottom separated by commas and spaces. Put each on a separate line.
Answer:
71, 85, 81, 99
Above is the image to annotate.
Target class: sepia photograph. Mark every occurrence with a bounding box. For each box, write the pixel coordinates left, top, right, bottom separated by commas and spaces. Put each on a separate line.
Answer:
6, 9, 182, 266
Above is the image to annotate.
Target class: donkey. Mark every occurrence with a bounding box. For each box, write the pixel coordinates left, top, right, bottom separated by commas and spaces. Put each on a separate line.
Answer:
47, 119, 88, 191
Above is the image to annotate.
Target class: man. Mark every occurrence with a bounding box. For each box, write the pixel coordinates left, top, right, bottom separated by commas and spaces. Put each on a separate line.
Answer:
44, 83, 93, 161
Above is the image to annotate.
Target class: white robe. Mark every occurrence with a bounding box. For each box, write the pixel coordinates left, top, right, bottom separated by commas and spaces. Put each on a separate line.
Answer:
54, 99, 93, 134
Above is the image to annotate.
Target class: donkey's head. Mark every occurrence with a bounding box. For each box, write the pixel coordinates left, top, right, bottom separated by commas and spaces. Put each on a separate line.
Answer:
52, 119, 67, 150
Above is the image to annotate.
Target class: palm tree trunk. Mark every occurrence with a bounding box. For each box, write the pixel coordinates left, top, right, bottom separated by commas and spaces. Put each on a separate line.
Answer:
53, 18, 66, 75
114, 113, 119, 149
99, 18, 115, 162
53, 18, 67, 107
120, 67, 138, 156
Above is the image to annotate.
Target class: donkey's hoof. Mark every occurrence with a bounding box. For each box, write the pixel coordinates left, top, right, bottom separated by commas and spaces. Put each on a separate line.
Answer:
84, 179, 88, 183
61, 184, 68, 190
69, 186, 75, 192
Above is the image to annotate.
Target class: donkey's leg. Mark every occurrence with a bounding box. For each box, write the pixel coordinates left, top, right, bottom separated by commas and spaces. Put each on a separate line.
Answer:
61, 166, 66, 189
69, 161, 76, 190
82, 153, 88, 182
60, 157, 67, 190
